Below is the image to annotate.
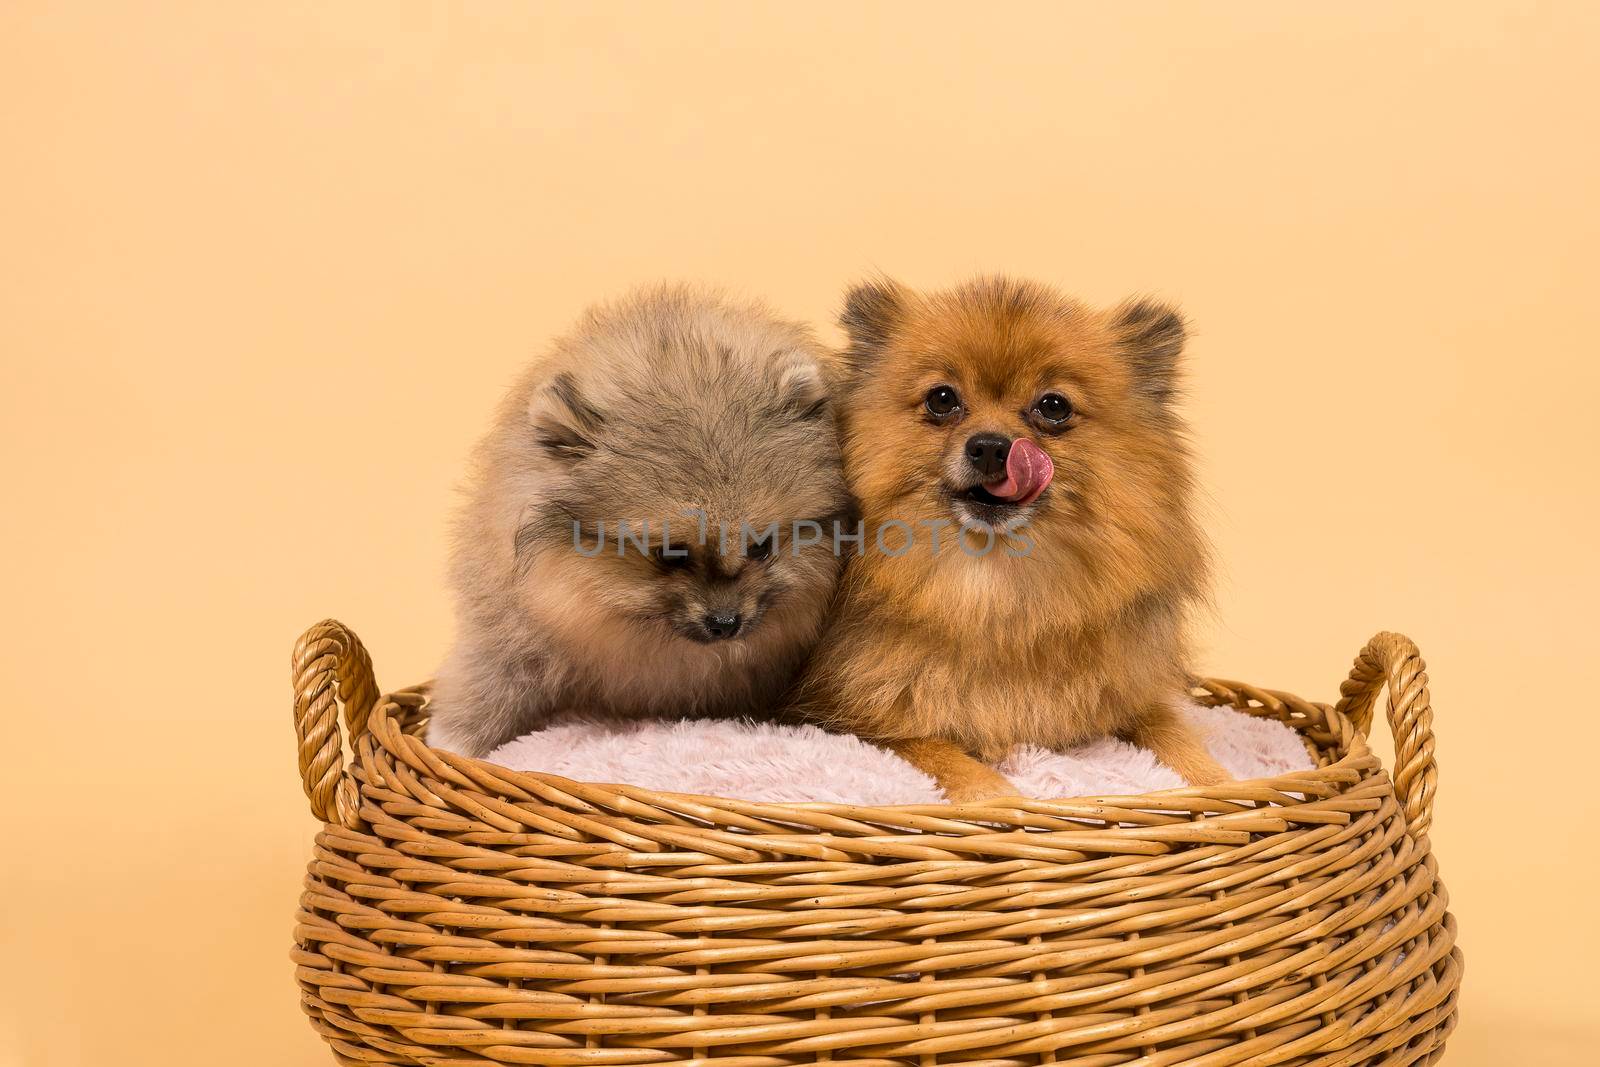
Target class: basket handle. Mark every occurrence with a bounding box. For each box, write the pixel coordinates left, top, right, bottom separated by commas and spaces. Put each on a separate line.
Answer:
1334, 631, 1438, 838
291, 619, 379, 827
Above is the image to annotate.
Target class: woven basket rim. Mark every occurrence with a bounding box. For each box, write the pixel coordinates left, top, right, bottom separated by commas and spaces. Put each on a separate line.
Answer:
295, 620, 1437, 837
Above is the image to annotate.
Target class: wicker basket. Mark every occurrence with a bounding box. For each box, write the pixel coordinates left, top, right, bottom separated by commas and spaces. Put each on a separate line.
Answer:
290, 621, 1461, 1066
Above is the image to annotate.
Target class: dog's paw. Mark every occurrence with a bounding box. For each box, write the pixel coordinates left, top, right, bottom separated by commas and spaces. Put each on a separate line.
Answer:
1178, 760, 1230, 788
944, 768, 1022, 804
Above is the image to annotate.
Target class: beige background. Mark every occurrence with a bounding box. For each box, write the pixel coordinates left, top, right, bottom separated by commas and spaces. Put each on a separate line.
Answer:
4, 2, 1596, 1064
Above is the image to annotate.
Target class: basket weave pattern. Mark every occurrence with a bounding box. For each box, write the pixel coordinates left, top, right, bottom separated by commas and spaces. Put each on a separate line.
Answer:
290, 623, 1460, 1065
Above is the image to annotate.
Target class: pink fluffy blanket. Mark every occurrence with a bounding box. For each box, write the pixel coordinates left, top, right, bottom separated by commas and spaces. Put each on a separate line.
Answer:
486, 701, 1315, 805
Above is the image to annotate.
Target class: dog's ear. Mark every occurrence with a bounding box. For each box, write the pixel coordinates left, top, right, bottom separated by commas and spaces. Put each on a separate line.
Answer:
772, 356, 831, 422
838, 278, 908, 375
1110, 298, 1186, 406
529, 372, 604, 458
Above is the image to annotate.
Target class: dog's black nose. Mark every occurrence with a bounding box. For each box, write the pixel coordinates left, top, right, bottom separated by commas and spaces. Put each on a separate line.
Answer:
701, 612, 743, 640
964, 433, 1012, 479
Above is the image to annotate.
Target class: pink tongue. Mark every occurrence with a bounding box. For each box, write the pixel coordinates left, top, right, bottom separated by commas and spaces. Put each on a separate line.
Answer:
984, 438, 1054, 505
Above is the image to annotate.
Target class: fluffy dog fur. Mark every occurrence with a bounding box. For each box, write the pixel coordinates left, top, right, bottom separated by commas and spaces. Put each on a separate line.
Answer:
796, 275, 1227, 801
428, 287, 849, 758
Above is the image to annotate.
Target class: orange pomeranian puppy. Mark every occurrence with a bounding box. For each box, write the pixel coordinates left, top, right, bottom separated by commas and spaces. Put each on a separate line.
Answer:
796, 275, 1227, 802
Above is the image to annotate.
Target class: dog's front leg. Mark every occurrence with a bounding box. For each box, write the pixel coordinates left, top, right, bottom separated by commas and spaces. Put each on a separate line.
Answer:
884, 736, 1019, 803
1118, 704, 1229, 787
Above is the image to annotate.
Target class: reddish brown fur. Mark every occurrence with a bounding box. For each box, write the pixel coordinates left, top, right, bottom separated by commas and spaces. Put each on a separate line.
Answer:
797, 276, 1227, 801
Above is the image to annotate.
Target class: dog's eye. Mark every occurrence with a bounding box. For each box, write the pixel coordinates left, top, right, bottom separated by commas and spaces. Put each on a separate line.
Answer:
745, 534, 774, 562
925, 385, 961, 418
1035, 393, 1074, 424
653, 544, 692, 570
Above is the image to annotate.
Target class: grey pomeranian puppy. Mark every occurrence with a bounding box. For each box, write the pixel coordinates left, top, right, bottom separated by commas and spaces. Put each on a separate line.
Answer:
428, 286, 851, 758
